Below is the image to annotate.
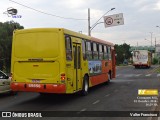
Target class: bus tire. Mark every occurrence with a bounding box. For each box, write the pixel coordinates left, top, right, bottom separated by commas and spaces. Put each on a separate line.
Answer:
135, 66, 138, 69
81, 76, 89, 96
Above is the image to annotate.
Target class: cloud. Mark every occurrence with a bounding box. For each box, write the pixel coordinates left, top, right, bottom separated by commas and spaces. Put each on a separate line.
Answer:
1, 0, 160, 46
154, 0, 160, 10
63, 0, 86, 9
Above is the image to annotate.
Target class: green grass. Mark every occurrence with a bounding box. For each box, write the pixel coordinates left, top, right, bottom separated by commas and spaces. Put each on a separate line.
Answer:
156, 68, 160, 73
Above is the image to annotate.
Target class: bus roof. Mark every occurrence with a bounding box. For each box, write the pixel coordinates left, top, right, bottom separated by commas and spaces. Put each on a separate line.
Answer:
63, 28, 91, 40
14, 28, 114, 47
91, 37, 114, 47
63, 28, 114, 46
133, 50, 151, 53
133, 50, 150, 52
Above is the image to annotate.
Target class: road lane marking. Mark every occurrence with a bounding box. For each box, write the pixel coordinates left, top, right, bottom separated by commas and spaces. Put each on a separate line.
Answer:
112, 80, 134, 82
135, 74, 142, 77
92, 100, 100, 105
124, 74, 133, 77
157, 74, 160, 77
105, 94, 110, 97
80, 108, 87, 111
77, 108, 87, 114
145, 74, 151, 77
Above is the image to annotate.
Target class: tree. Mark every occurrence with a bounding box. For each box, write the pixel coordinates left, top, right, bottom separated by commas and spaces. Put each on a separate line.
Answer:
115, 43, 132, 65
0, 21, 24, 72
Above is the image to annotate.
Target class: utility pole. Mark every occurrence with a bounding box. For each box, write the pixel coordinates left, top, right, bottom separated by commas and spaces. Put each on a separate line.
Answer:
88, 8, 115, 36
149, 32, 153, 47
88, 8, 91, 36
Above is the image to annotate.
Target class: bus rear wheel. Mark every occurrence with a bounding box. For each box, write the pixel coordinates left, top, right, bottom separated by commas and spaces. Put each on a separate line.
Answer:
81, 76, 89, 96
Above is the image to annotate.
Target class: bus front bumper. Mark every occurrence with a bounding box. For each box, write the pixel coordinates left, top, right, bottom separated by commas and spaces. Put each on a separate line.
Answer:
11, 83, 66, 93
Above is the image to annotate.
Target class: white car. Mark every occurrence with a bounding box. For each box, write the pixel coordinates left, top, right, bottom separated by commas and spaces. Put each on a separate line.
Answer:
0, 70, 11, 94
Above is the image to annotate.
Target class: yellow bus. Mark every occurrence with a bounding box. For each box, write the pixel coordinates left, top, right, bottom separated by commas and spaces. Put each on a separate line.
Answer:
11, 28, 116, 95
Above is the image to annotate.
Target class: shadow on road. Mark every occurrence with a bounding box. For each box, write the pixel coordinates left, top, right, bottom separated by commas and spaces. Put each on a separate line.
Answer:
0, 92, 13, 98
6, 82, 114, 111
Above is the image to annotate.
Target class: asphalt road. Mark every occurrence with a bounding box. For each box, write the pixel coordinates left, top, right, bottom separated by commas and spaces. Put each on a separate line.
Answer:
0, 65, 160, 120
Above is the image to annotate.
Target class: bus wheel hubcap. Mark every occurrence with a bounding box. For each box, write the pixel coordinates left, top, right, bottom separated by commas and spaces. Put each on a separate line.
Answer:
85, 81, 88, 92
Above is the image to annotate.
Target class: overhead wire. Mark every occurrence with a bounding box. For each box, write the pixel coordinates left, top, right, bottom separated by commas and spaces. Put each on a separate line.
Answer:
9, 0, 88, 21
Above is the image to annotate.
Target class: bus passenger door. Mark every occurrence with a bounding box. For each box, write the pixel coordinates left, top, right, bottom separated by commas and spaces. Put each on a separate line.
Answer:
112, 49, 116, 78
73, 43, 82, 92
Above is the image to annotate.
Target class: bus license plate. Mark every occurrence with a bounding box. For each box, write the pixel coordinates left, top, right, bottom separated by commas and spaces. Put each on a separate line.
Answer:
28, 84, 41, 88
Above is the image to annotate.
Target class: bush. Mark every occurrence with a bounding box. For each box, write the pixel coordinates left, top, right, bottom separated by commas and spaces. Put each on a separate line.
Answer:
152, 58, 158, 65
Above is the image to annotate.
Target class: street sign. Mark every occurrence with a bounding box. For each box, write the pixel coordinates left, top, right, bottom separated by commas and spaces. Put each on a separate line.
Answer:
103, 13, 124, 28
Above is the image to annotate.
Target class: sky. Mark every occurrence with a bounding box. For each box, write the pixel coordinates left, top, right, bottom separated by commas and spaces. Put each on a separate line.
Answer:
1, 0, 160, 46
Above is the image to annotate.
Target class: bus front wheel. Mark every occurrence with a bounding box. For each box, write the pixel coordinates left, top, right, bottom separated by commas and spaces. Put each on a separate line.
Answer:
81, 76, 89, 96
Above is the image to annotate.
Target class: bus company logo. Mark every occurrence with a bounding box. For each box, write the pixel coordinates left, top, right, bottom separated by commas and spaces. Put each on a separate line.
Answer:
1, 112, 42, 118
2, 112, 11, 117
3, 7, 22, 18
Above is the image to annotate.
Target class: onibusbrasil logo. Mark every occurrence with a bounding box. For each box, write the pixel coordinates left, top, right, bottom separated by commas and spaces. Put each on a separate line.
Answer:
3, 7, 22, 18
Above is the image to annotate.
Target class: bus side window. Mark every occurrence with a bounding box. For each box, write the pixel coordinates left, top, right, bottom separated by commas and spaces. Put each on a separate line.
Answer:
99, 44, 103, 60
82, 39, 86, 60
106, 46, 109, 60
103, 46, 107, 59
93, 42, 98, 60
86, 41, 92, 60
108, 46, 111, 60
65, 36, 72, 61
